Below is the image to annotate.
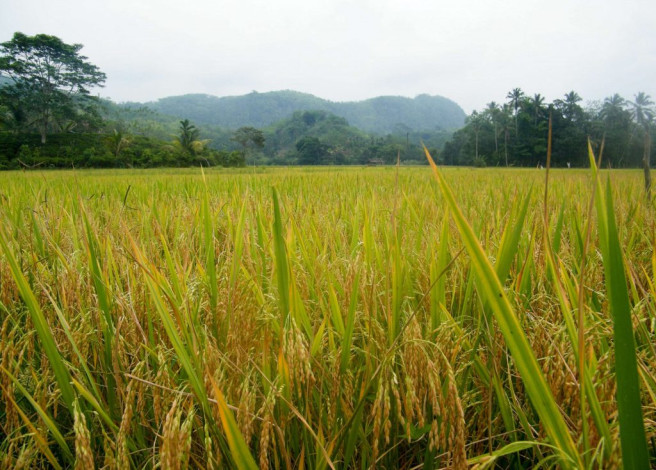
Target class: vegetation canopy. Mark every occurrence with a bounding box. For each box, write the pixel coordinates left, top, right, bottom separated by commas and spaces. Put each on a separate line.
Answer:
0, 32, 106, 143
442, 88, 656, 174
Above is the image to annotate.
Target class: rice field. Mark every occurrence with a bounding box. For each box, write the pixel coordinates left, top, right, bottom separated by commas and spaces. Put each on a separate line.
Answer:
0, 161, 655, 469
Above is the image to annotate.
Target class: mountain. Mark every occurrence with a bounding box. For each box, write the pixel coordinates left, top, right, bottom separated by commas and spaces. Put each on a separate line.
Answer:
143, 90, 466, 134
263, 110, 367, 163
337, 94, 466, 133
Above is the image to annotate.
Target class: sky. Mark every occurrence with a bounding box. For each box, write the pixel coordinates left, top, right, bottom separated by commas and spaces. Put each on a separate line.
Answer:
2, 0, 654, 114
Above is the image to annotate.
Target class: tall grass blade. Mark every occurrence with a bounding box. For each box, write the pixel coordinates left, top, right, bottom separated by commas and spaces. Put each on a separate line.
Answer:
423, 146, 581, 468
495, 190, 531, 283
272, 187, 291, 324
340, 270, 360, 373
2, 366, 74, 463
4, 387, 64, 469
0, 228, 76, 415
589, 144, 650, 469
202, 188, 218, 313
207, 376, 259, 470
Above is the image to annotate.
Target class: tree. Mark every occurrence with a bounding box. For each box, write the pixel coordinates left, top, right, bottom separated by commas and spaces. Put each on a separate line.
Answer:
173, 119, 208, 157
555, 91, 583, 122
506, 88, 524, 135
0, 32, 106, 143
0, 102, 13, 130
231, 126, 265, 165
105, 129, 131, 164
466, 111, 485, 163
498, 105, 513, 167
630, 92, 655, 199
599, 94, 631, 166
484, 102, 500, 159
528, 94, 546, 125
600, 94, 627, 125
296, 136, 327, 165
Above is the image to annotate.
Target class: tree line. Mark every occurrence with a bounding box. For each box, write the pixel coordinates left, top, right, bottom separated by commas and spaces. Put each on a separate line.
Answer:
0, 32, 451, 169
0, 33, 253, 169
441, 88, 655, 170
3, 32, 653, 171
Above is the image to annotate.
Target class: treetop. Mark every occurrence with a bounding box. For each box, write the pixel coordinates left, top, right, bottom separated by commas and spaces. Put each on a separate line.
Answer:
0, 32, 106, 94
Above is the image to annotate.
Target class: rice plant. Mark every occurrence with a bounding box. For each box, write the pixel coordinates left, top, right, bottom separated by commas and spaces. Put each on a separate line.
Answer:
0, 165, 654, 468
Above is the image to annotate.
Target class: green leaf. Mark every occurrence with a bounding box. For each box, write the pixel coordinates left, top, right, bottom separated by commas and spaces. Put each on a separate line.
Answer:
208, 377, 259, 470
0, 228, 76, 415
272, 187, 290, 323
424, 146, 581, 468
2, 366, 74, 463
589, 144, 650, 469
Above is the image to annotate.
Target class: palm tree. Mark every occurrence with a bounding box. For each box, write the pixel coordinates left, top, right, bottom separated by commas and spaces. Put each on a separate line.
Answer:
600, 93, 626, 125
485, 102, 500, 159
106, 129, 131, 163
631, 92, 655, 199
498, 105, 513, 167
506, 88, 524, 136
555, 91, 583, 121
528, 94, 545, 125
467, 111, 487, 163
174, 119, 208, 156
600, 94, 631, 165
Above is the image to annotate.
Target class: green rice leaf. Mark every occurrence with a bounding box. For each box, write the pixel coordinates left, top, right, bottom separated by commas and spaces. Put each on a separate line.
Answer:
424, 146, 581, 468
589, 144, 649, 469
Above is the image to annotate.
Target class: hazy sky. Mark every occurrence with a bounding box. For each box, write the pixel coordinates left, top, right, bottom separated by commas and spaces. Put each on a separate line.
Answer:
2, 0, 654, 113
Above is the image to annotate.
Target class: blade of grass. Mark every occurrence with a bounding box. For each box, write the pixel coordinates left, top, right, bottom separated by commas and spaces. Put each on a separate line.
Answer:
589, 144, 650, 469
495, 189, 531, 284
272, 187, 290, 325
0, 228, 76, 415
2, 366, 74, 463
207, 374, 258, 470
4, 388, 64, 469
424, 146, 581, 468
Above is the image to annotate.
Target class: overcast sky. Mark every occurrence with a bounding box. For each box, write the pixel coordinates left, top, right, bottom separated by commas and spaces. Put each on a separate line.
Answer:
2, 0, 654, 114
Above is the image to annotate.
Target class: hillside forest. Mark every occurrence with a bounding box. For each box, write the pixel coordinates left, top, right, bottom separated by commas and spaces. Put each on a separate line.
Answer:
0, 33, 654, 169
443, 89, 655, 169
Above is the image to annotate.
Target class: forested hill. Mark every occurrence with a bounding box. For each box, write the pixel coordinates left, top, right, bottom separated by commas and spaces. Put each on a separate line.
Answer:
142, 90, 466, 133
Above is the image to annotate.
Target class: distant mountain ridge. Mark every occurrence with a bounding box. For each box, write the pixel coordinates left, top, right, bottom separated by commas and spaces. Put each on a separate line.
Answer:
140, 90, 466, 134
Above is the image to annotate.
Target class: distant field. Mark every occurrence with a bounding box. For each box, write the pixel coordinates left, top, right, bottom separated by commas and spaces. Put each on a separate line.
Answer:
0, 166, 654, 468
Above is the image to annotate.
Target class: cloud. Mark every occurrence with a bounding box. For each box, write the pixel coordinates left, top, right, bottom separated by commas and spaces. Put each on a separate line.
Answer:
2, 0, 654, 112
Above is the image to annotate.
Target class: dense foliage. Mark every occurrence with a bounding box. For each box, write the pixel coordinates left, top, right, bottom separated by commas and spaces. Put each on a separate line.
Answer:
0, 33, 106, 144
0, 34, 245, 169
97, 104, 450, 166
0, 130, 245, 169
442, 89, 656, 168
260, 110, 449, 165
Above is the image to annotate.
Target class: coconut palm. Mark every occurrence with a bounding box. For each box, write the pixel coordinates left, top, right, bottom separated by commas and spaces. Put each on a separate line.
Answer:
528, 94, 546, 125
555, 91, 583, 121
600, 93, 627, 125
599, 94, 632, 166
174, 119, 209, 156
485, 102, 500, 159
630, 92, 655, 198
506, 88, 524, 135
467, 111, 485, 162
498, 105, 513, 167
105, 129, 131, 163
